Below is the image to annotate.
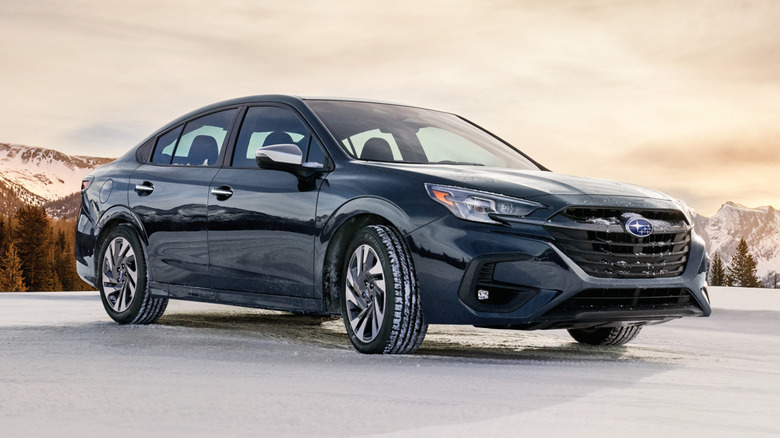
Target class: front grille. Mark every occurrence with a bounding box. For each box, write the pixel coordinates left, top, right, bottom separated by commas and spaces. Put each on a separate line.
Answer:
563, 207, 687, 223
554, 288, 696, 312
546, 208, 691, 279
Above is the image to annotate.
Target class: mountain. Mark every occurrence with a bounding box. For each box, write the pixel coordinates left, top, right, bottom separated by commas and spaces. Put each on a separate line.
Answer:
692, 202, 780, 282
0, 143, 113, 219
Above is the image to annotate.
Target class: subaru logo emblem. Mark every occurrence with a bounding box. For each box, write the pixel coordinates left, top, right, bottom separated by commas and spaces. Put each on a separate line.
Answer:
625, 218, 653, 237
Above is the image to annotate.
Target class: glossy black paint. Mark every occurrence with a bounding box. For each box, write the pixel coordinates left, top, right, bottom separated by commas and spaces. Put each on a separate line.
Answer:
207, 167, 321, 297
129, 165, 218, 288
76, 95, 712, 329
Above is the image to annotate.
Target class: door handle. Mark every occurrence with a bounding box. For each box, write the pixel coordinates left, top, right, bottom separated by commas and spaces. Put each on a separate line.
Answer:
210, 186, 233, 199
134, 182, 154, 195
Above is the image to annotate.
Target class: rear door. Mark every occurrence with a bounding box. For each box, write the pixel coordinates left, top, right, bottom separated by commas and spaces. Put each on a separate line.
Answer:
207, 105, 327, 297
129, 108, 238, 288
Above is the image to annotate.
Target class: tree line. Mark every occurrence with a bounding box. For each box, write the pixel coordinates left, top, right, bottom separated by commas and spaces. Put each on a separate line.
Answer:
0, 204, 775, 291
708, 237, 770, 288
0, 205, 93, 292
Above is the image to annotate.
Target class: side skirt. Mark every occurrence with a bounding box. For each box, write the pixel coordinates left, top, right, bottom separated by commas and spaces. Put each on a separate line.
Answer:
150, 282, 328, 315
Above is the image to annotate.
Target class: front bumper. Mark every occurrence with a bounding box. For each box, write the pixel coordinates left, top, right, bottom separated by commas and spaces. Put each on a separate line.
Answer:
408, 215, 711, 328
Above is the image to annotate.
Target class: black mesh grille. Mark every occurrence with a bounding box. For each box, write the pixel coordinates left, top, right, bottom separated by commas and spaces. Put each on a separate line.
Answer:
554, 288, 695, 312
546, 208, 691, 279
469, 262, 536, 308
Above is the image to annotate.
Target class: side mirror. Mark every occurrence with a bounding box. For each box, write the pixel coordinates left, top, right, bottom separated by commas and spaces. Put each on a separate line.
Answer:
256, 143, 304, 168
256, 144, 327, 180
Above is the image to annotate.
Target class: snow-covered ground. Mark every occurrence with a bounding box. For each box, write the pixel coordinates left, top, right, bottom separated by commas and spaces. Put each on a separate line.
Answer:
1, 287, 778, 437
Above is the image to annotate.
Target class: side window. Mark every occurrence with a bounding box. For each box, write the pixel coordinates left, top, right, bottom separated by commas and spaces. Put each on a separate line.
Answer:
232, 106, 312, 168
306, 136, 327, 166
151, 126, 183, 165
170, 109, 237, 166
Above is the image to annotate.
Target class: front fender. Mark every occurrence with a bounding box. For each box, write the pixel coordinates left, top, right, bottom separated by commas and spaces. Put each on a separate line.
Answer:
320, 196, 416, 243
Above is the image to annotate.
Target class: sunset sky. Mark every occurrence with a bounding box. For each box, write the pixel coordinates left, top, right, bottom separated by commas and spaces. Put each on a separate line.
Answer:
1, 0, 778, 216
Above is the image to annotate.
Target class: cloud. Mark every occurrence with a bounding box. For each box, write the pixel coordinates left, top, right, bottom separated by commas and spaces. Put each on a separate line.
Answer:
619, 134, 780, 170
0, 0, 778, 215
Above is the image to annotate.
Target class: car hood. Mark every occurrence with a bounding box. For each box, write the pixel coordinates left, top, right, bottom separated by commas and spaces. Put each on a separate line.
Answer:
366, 163, 673, 201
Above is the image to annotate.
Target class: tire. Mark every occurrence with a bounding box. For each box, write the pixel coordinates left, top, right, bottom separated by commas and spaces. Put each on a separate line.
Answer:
97, 224, 168, 324
340, 225, 427, 354
567, 326, 642, 346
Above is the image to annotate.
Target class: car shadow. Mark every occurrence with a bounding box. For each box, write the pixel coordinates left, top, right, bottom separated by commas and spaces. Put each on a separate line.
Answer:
157, 310, 685, 365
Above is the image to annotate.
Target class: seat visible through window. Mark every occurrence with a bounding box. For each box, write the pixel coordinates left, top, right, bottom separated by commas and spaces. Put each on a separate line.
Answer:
263, 131, 294, 147
187, 135, 219, 165
360, 138, 394, 161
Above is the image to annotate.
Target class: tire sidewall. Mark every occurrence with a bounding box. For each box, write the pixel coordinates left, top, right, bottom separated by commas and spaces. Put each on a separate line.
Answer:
341, 227, 398, 354
97, 225, 148, 324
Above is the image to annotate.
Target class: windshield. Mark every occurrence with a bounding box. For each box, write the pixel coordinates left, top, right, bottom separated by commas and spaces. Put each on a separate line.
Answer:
306, 100, 541, 169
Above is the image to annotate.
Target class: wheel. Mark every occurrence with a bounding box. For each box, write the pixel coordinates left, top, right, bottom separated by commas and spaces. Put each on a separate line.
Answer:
97, 224, 168, 324
341, 225, 427, 354
567, 326, 642, 346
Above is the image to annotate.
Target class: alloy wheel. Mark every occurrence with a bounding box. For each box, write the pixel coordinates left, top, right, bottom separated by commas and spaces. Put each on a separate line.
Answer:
345, 244, 386, 343
101, 236, 138, 313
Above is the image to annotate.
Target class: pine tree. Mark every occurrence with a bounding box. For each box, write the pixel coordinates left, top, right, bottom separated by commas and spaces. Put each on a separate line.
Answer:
53, 229, 75, 291
0, 216, 6, 254
0, 243, 28, 292
726, 238, 762, 288
14, 205, 56, 291
709, 253, 726, 286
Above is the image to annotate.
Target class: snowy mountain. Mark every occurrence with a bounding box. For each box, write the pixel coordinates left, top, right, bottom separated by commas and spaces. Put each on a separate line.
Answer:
692, 202, 780, 280
0, 143, 113, 218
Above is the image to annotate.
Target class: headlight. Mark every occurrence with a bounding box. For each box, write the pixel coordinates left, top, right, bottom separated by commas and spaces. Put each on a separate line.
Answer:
425, 183, 545, 225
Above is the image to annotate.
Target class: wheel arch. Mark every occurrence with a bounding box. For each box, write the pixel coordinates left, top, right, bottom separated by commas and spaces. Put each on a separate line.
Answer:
319, 197, 416, 314
93, 206, 150, 279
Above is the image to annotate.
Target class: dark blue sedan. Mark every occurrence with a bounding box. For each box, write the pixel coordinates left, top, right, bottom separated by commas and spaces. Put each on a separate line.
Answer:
76, 95, 711, 354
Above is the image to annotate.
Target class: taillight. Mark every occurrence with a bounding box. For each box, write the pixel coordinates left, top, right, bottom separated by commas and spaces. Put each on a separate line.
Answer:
81, 179, 92, 191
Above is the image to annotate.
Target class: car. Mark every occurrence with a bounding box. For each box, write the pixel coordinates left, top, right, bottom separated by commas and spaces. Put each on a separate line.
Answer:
76, 95, 712, 354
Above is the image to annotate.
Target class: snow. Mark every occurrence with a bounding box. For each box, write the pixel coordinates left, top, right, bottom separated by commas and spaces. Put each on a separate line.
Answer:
693, 202, 780, 279
0, 287, 778, 437
0, 143, 109, 203
581, 212, 679, 230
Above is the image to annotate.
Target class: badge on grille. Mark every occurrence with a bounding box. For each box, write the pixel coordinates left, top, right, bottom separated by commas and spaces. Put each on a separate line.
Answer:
625, 217, 654, 237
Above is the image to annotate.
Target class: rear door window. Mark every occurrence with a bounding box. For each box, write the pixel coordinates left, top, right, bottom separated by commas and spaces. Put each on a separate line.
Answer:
150, 109, 238, 166
151, 126, 183, 165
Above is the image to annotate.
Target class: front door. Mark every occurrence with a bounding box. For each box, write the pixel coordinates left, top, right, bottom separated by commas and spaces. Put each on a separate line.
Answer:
207, 105, 326, 297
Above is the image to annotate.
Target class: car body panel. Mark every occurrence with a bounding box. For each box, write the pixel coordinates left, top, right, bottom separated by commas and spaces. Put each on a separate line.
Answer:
207, 167, 322, 297
129, 164, 219, 287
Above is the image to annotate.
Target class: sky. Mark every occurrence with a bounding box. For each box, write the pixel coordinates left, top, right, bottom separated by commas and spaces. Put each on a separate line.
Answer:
0, 0, 778, 216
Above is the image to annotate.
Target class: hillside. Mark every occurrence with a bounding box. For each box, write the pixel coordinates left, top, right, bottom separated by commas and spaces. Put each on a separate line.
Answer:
0, 143, 112, 218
